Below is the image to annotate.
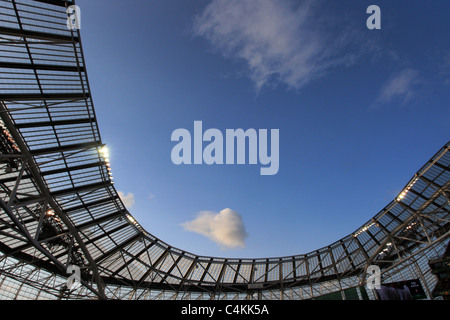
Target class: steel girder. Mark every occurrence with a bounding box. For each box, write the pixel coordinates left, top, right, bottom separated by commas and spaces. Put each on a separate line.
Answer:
0, 0, 449, 300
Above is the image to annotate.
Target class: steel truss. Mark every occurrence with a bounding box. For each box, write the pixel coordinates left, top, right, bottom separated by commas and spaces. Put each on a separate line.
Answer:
0, 0, 449, 300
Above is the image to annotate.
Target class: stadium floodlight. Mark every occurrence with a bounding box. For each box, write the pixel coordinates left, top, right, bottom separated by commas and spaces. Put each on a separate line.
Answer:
127, 214, 136, 224
1, 0, 448, 302
396, 177, 419, 201
98, 146, 114, 183
99, 146, 109, 159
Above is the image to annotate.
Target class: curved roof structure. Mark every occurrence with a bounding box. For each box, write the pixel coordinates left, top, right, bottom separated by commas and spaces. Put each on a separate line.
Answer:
0, 0, 449, 300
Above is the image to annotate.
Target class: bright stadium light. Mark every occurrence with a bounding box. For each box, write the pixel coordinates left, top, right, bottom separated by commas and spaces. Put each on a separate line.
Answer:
98, 145, 114, 183
127, 214, 136, 224
99, 146, 109, 158
396, 176, 419, 201
354, 221, 376, 237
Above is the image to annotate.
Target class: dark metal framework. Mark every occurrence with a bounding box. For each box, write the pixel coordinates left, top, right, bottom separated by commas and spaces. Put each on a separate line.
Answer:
0, 0, 449, 300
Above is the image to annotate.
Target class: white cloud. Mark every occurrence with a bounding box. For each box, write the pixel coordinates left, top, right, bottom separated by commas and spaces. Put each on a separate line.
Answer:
193, 0, 354, 91
181, 208, 248, 249
118, 191, 135, 209
378, 68, 420, 104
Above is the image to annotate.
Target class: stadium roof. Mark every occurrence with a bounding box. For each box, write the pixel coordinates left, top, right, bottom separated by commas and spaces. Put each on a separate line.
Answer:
0, 0, 449, 300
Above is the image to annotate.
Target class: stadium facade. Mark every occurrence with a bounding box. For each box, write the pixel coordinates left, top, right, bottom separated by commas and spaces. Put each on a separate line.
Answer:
0, 0, 448, 300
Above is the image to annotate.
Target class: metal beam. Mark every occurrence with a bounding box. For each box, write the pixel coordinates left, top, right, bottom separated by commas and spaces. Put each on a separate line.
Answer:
15, 117, 96, 129
94, 234, 141, 264
0, 26, 79, 43
0, 61, 84, 73
30, 141, 101, 156
109, 240, 156, 278
75, 210, 124, 231
0, 101, 107, 299
50, 181, 109, 198
0, 198, 104, 297
33, 0, 74, 8
0, 93, 89, 102
1, 161, 104, 184
64, 195, 119, 213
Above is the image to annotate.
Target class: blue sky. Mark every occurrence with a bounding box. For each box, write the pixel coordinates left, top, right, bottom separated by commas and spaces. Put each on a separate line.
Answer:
76, 0, 450, 258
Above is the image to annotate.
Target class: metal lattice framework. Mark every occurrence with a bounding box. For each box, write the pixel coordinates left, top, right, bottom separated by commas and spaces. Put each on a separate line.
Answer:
0, 0, 449, 300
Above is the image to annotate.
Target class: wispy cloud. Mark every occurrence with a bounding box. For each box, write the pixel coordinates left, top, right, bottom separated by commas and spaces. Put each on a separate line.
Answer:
118, 191, 135, 209
193, 0, 357, 92
181, 208, 248, 249
377, 68, 420, 104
